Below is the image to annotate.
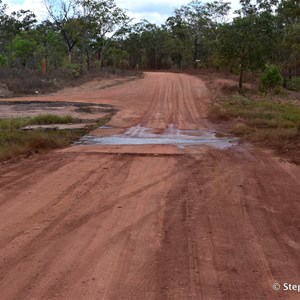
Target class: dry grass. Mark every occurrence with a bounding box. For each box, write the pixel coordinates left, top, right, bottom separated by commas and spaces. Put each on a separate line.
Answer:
210, 94, 300, 163
0, 130, 84, 161
0, 68, 142, 96
0, 113, 114, 162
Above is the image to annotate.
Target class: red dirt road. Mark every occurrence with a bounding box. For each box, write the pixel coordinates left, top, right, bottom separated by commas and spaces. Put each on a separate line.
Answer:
0, 73, 299, 299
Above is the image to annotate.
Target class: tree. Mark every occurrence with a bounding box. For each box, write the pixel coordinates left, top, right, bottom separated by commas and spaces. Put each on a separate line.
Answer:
218, 1, 281, 90
0, 2, 37, 53
0, 0, 9, 53
121, 22, 145, 68
32, 21, 66, 71
119, 20, 173, 69
173, 0, 208, 63
44, 0, 130, 68
170, 0, 230, 66
80, 0, 131, 68
10, 32, 37, 68
44, 0, 83, 63
164, 17, 194, 68
277, 0, 300, 80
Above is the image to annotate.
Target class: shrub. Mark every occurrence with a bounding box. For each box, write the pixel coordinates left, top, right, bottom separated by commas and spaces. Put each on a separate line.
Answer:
260, 64, 283, 94
0, 55, 7, 66
286, 77, 300, 92
66, 63, 81, 78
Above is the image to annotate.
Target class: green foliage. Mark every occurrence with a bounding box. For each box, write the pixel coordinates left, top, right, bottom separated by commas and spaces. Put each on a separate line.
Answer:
10, 32, 37, 67
260, 64, 283, 91
0, 54, 7, 66
104, 47, 129, 68
65, 63, 81, 78
0, 0, 300, 79
218, 11, 280, 89
286, 77, 300, 91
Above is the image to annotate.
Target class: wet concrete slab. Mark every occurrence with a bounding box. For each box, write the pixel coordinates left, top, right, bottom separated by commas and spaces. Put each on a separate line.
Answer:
76, 124, 238, 149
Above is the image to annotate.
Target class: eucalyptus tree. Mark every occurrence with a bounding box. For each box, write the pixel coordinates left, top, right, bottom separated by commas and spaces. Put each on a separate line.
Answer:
44, 0, 81, 62
120, 21, 170, 69
218, 0, 281, 90
170, 0, 231, 66
172, 0, 209, 63
121, 22, 145, 68
0, 0, 9, 60
0, 1, 37, 68
277, 0, 300, 79
44, 0, 130, 68
32, 21, 66, 70
78, 0, 131, 69
164, 16, 194, 68
9, 31, 37, 68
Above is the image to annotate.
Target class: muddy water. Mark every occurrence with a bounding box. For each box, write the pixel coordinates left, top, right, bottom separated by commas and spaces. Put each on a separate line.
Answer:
76, 124, 238, 149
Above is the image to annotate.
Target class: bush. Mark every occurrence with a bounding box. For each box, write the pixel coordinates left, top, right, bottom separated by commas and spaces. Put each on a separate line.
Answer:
0, 55, 7, 67
260, 64, 283, 94
286, 77, 300, 92
66, 63, 81, 78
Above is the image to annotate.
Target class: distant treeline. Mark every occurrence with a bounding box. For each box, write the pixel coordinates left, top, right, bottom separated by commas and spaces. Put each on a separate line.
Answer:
0, 0, 299, 88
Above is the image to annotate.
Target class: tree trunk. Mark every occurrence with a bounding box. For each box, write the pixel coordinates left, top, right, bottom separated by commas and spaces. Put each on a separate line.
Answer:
239, 64, 244, 92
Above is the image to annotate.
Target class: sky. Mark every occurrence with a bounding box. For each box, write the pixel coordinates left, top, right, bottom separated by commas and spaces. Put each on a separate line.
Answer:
3, 0, 241, 24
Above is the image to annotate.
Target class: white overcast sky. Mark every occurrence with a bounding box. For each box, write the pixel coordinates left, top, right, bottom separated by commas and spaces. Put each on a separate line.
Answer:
3, 0, 241, 24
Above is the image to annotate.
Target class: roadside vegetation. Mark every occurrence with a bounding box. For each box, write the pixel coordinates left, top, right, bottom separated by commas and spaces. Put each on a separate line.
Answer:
211, 94, 300, 163
0, 114, 76, 130
0, 0, 299, 95
0, 114, 113, 162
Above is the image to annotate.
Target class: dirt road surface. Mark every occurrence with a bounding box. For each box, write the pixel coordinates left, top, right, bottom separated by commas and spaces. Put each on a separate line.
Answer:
0, 73, 299, 300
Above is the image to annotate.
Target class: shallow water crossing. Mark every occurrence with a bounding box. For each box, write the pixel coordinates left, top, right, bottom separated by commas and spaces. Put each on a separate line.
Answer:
76, 124, 238, 149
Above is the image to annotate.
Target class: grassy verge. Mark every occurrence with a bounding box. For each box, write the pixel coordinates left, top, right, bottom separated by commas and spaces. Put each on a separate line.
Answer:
210, 94, 300, 163
0, 114, 79, 130
0, 113, 113, 162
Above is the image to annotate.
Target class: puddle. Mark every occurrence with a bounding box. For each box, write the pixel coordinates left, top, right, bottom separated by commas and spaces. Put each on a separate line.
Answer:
76, 124, 238, 149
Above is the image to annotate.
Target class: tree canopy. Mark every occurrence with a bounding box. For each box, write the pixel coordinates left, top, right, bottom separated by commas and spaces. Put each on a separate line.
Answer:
0, 0, 299, 87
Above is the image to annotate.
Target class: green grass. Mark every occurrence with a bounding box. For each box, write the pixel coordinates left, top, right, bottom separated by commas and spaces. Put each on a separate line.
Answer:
0, 118, 30, 130
29, 114, 76, 125
224, 95, 300, 124
0, 113, 114, 162
210, 94, 300, 163
0, 114, 78, 131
